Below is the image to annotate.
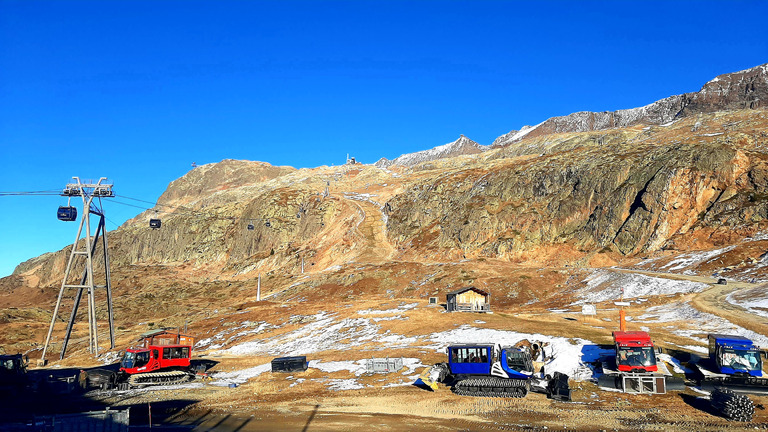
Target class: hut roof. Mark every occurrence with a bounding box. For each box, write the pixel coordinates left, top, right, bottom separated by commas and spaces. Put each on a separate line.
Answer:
447, 286, 489, 296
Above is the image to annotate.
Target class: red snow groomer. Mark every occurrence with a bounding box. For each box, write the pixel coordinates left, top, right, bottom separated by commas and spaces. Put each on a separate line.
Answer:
118, 330, 195, 387
613, 331, 658, 373
87, 330, 196, 389
597, 311, 684, 394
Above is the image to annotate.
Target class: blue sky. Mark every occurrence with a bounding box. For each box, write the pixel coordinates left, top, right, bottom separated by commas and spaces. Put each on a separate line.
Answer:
1, 0, 767, 277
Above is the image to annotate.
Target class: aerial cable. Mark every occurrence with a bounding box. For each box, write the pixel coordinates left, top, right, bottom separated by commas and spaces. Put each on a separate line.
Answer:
110, 198, 240, 224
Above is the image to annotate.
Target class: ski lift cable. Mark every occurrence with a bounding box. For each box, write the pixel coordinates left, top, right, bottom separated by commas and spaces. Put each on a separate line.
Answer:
113, 194, 230, 219
1, 189, 271, 228
103, 216, 122, 230
110, 198, 243, 224
0, 191, 62, 196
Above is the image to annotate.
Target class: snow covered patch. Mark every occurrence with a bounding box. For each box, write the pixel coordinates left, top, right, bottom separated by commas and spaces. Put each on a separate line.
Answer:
635, 301, 768, 347
289, 378, 305, 388
571, 270, 708, 305
745, 230, 768, 242
370, 316, 407, 322
661, 246, 735, 271
98, 351, 122, 365
196, 321, 275, 350
323, 378, 366, 391
322, 265, 342, 273
504, 122, 544, 142
400, 357, 425, 375
658, 353, 694, 374
383, 135, 488, 168
216, 311, 416, 357
423, 325, 599, 378
311, 360, 367, 376
358, 303, 418, 315
679, 344, 707, 354
210, 363, 272, 387
726, 288, 768, 319
378, 358, 424, 388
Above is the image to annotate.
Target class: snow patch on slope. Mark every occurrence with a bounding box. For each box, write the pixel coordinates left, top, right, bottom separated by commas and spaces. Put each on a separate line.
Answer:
216, 311, 417, 356
570, 270, 708, 305
635, 301, 768, 347
726, 287, 768, 319
661, 246, 735, 272
376, 135, 486, 168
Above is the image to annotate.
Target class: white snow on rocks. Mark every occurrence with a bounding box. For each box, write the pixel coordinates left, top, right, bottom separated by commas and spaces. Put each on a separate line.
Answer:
726, 287, 768, 319
216, 311, 416, 357
357, 302, 418, 315
210, 362, 272, 387
571, 270, 708, 305
311, 360, 368, 376
657, 353, 694, 374
661, 246, 735, 271
323, 378, 367, 391
196, 321, 275, 350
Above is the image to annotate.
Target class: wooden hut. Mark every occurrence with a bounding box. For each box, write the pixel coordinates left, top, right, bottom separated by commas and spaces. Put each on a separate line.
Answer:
446, 287, 490, 312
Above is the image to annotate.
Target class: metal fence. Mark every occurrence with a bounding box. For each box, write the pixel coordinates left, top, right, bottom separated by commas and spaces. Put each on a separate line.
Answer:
366, 357, 403, 373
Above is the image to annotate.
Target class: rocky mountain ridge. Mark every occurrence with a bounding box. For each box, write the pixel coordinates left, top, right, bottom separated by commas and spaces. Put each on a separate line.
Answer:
375, 135, 486, 168
381, 64, 767, 163
493, 63, 768, 148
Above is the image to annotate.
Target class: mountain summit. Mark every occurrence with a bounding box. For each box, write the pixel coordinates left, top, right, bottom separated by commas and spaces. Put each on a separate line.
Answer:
375, 135, 486, 168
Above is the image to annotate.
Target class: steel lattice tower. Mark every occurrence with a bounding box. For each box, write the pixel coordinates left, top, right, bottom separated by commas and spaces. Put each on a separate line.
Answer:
40, 177, 115, 364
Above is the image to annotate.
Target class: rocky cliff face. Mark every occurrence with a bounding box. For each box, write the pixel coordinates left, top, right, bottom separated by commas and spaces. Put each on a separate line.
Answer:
385, 110, 768, 262
493, 64, 768, 147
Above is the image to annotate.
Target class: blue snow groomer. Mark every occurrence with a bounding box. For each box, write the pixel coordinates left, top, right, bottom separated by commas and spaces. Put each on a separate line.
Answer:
443, 343, 570, 400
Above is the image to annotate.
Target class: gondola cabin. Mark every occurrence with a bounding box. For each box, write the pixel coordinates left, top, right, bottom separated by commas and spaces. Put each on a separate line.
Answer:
57, 206, 77, 221
149, 219, 161, 229
446, 286, 491, 313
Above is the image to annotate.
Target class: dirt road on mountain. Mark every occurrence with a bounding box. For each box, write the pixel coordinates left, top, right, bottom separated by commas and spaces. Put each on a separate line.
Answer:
615, 267, 768, 336
342, 194, 395, 264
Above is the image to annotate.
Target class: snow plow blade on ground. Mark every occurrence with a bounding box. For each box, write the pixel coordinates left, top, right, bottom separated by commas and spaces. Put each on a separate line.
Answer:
418, 363, 446, 391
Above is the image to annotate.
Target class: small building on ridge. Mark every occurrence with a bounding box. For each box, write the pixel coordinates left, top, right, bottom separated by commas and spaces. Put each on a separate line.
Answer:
446, 286, 490, 313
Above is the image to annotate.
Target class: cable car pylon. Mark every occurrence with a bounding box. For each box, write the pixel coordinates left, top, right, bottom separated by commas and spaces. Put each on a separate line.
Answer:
40, 177, 115, 365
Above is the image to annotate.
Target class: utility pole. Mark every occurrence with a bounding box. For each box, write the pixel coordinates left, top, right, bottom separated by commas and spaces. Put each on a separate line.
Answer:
40, 177, 115, 364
